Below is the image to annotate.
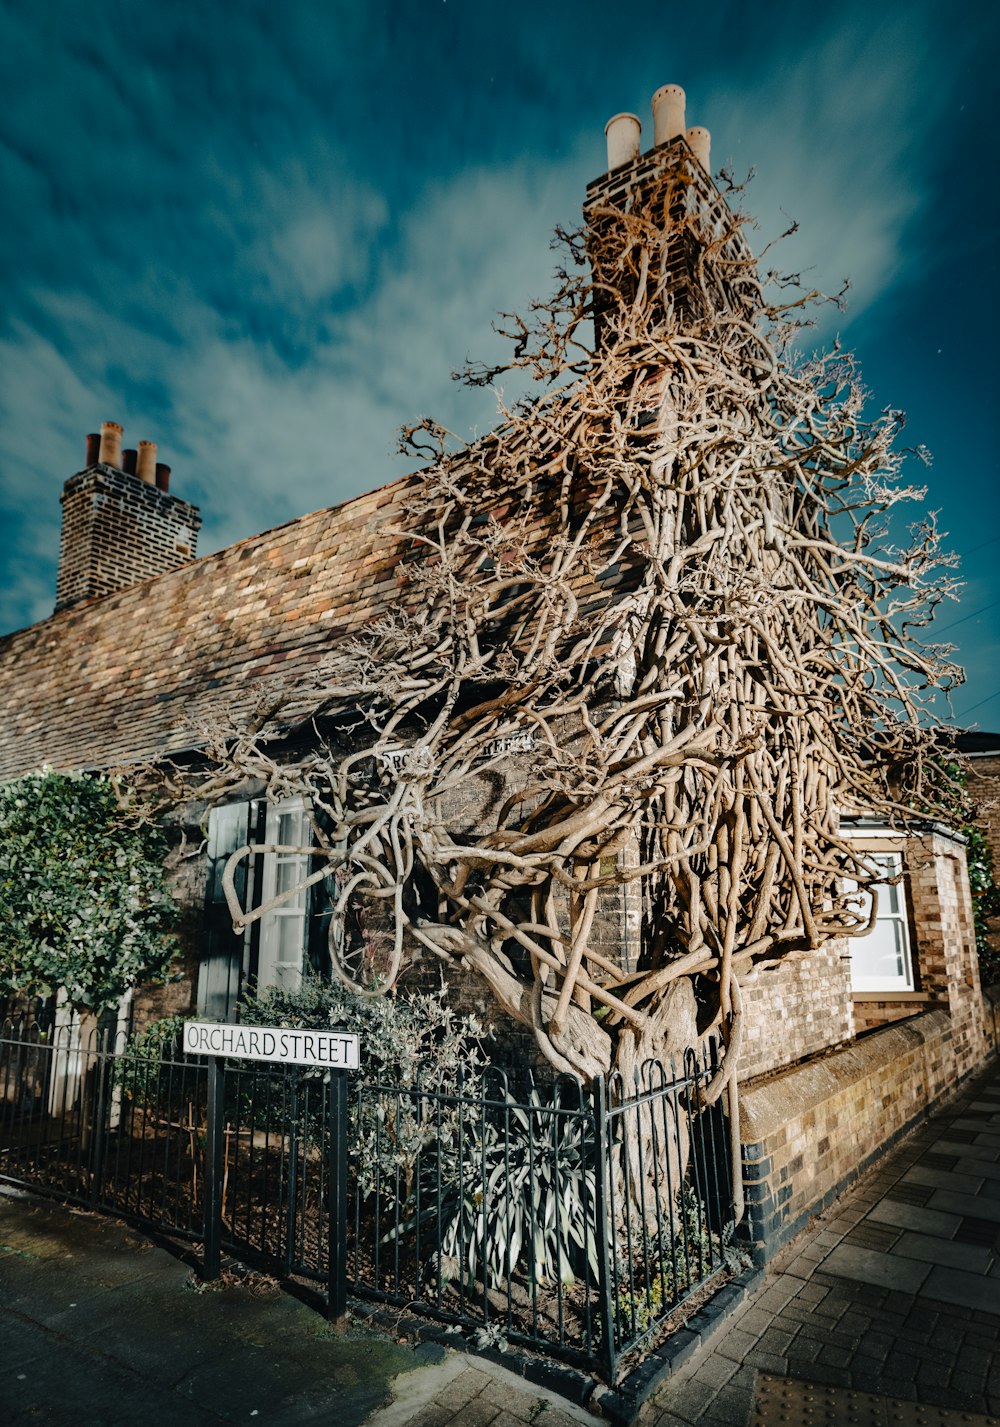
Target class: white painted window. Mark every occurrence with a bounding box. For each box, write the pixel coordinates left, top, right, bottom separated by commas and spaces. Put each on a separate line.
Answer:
255, 798, 311, 993
847, 851, 914, 992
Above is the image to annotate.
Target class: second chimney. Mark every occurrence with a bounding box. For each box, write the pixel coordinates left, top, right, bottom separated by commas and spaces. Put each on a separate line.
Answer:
605, 112, 642, 171
686, 126, 711, 171
136, 440, 157, 485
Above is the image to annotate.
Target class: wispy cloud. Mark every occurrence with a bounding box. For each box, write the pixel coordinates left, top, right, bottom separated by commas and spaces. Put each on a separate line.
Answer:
0, 0, 995, 725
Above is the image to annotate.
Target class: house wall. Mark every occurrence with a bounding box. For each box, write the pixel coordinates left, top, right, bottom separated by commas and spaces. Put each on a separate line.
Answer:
737, 940, 854, 1083
738, 828, 990, 1261
966, 755, 1000, 879
852, 829, 984, 1047
966, 753, 1000, 966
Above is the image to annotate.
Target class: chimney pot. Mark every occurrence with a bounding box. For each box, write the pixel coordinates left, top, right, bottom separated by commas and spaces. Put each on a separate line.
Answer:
685, 126, 711, 171
136, 440, 158, 485
604, 112, 642, 171
85, 433, 101, 466
122, 448, 138, 476
155, 462, 171, 493
652, 83, 686, 146
98, 421, 123, 467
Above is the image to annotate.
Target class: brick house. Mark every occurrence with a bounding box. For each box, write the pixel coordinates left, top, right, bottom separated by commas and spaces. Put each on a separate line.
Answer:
0, 88, 994, 1258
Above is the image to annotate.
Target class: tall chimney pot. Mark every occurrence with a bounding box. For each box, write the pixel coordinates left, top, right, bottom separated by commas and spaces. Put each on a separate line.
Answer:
85, 432, 101, 466
155, 463, 171, 493
652, 84, 686, 146
122, 448, 138, 476
136, 440, 158, 485
98, 421, 123, 468
604, 112, 642, 171
686, 126, 711, 171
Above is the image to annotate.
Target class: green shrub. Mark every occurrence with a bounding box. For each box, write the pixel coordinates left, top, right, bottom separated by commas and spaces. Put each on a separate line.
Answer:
0, 770, 179, 1014
239, 975, 489, 1201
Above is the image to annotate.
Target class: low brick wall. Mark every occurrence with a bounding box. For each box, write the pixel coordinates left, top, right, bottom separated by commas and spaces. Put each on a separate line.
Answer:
738, 1002, 994, 1262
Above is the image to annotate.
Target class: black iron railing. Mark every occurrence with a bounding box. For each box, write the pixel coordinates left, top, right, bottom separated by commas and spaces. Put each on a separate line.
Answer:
0, 1016, 733, 1384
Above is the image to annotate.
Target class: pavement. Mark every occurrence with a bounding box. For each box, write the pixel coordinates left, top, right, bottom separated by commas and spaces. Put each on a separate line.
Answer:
640, 1054, 1000, 1426
0, 1187, 595, 1427
2, 1054, 999, 1427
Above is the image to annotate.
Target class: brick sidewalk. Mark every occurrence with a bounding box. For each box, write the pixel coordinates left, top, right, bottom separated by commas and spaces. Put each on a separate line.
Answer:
639, 1057, 1000, 1426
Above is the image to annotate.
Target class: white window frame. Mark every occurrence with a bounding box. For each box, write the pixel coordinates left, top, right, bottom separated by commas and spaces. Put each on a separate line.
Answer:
843, 845, 915, 993
254, 797, 311, 994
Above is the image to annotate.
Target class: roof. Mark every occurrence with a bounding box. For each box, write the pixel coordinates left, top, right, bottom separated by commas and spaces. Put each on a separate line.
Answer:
0, 472, 424, 779
0, 441, 636, 781
955, 730, 1000, 758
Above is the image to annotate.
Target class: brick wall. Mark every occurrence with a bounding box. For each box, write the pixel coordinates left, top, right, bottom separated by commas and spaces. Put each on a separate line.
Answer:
56, 466, 201, 611
966, 755, 1000, 963
736, 825, 990, 1260
966, 756, 1000, 880
739, 1004, 993, 1260
738, 940, 854, 1082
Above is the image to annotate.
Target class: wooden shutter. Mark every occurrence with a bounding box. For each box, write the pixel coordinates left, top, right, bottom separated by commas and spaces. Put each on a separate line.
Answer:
196, 802, 250, 1020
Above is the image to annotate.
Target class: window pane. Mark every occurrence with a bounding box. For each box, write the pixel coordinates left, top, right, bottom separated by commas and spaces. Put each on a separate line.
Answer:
277, 915, 303, 962
276, 858, 307, 900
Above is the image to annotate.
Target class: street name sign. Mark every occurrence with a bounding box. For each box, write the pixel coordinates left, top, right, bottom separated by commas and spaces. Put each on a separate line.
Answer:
183, 1020, 360, 1070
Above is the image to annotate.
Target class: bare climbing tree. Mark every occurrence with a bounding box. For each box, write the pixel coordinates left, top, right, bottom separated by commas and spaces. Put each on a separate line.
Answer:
148, 146, 963, 1210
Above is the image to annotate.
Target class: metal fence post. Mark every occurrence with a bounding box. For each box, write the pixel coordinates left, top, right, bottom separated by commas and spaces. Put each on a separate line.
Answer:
88, 1026, 110, 1207
328, 1067, 348, 1322
592, 1075, 617, 1385
203, 1055, 226, 1280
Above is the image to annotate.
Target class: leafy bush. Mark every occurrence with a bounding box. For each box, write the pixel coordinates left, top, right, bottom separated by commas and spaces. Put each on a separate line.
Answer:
113, 1013, 187, 1103
239, 975, 489, 1201
0, 770, 179, 1014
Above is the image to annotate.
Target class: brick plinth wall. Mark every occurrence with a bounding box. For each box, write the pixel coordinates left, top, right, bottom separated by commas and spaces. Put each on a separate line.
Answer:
56, 465, 201, 611
739, 1005, 992, 1261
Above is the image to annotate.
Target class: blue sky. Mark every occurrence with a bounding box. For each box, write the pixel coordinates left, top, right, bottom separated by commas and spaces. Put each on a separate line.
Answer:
1, 0, 997, 726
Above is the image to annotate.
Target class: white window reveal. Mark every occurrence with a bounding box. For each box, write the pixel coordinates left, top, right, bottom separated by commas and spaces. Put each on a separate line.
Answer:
847, 851, 914, 993
255, 799, 311, 994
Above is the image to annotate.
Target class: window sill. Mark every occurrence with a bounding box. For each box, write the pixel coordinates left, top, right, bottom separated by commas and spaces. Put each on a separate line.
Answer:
852, 991, 936, 1003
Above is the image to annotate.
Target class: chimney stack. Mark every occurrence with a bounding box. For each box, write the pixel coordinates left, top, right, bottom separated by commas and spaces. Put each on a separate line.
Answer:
55, 423, 201, 612
686, 126, 711, 171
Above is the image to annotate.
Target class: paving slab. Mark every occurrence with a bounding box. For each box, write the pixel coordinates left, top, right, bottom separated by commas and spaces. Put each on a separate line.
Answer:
889, 1231, 994, 1273
820, 1244, 932, 1293
751, 1372, 1000, 1424
867, 1200, 962, 1237
903, 1165, 985, 1194
922, 1265, 1000, 1315
929, 1190, 1000, 1223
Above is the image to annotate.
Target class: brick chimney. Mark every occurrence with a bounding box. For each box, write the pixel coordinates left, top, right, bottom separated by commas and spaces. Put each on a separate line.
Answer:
55, 424, 202, 612
585, 84, 736, 346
